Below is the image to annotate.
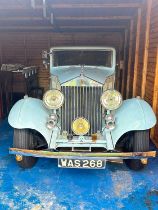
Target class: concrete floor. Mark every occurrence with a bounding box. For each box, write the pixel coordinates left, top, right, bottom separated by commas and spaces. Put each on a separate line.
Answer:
0, 120, 158, 210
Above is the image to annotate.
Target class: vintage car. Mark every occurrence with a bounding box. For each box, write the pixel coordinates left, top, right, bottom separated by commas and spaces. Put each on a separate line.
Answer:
8, 47, 156, 170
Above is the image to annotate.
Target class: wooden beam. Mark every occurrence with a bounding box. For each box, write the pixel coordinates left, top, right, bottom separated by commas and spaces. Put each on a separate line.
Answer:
126, 19, 134, 98
0, 3, 142, 11
150, 47, 158, 145
141, 0, 152, 99
0, 16, 131, 22
23, 34, 27, 65
50, 13, 54, 25
59, 25, 127, 29
50, 3, 142, 9
121, 29, 128, 98
0, 10, 43, 18
0, 28, 124, 33
0, 6, 26, 10
31, 0, 36, 9
0, 26, 54, 30
115, 48, 121, 91
132, 8, 142, 97
0, 24, 128, 30
43, 0, 47, 18
56, 16, 132, 21
0, 36, 3, 65
0, 17, 45, 21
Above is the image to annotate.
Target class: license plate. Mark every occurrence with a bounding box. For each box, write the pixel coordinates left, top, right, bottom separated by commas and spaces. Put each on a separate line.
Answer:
58, 158, 105, 169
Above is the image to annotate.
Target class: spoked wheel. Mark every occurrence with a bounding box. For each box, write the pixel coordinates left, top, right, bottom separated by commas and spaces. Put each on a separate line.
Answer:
123, 130, 149, 171
13, 129, 38, 169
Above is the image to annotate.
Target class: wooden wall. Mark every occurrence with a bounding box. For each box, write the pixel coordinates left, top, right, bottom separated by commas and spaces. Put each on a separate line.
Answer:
145, 0, 158, 104
0, 32, 123, 90
126, 0, 158, 145
127, 1, 148, 98
147, 0, 158, 145
136, 3, 147, 97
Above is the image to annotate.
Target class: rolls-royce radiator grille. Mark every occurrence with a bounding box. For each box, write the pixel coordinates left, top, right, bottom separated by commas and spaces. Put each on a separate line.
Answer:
61, 86, 103, 135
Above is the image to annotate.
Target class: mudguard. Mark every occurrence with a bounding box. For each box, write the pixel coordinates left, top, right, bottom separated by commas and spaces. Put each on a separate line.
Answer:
8, 97, 52, 145
111, 98, 157, 146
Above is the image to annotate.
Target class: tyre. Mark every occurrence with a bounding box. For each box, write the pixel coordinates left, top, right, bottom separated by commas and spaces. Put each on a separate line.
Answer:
123, 130, 149, 171
13, 129, 38, 168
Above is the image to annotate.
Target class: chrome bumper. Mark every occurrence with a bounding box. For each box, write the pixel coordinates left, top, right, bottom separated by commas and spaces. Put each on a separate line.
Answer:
9, 148, 156, 160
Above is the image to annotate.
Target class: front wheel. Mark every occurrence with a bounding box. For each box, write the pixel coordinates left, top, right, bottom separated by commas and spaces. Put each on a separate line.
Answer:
123, 130, 149, 171
13, 129, 38, 168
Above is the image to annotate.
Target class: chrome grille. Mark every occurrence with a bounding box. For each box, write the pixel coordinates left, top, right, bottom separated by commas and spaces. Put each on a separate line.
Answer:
61, 86, 103, 135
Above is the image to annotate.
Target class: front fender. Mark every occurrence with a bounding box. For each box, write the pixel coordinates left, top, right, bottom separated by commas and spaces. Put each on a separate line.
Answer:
8, 97, 52, 145
111, 98, 156, 146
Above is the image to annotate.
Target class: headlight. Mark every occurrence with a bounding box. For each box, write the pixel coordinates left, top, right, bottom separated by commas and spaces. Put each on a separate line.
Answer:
72, 117, 90, 136
43, 89, 64, 109
100, 90, 122, 110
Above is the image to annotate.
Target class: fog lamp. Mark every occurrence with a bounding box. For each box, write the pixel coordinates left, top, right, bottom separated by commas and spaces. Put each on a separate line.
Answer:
46, 113, 58, 130
100, 89, 122, 110
72, 117, 90, 136
43, 89, 64, 109
105, 114, 115, 130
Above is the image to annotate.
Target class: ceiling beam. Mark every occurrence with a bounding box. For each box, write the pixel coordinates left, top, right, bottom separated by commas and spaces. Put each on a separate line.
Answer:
0, 25, 127, 29
0, 25, 127, 30
56, 16, 132, 21
49, 3, 142, 9
0, 3, 142, 10
0, 17, 45, 21
0, 26, 54, 30
0, 6, 26, 10
0, 16, 132, 21
59, 25, 127, 29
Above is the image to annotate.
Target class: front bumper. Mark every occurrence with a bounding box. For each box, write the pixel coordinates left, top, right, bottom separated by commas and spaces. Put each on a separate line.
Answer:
9, 148, 156, 160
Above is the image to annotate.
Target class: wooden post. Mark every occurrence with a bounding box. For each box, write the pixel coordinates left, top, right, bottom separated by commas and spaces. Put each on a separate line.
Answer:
31, 0, 36, 8
132, 8, 141, 97
0, 42, 2, 66
24, 34, 27, 65
43, 0, 47, 18
126, 19, 134, 98
141, 0, 152, 99
150, 47, 158, 145
121, 29, 128, 98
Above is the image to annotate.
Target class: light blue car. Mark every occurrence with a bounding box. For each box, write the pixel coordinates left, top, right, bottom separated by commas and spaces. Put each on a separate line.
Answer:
8, 47, 156, 170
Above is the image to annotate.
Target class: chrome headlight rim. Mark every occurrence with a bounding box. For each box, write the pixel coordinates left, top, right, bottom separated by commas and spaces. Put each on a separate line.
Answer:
100, 89, 122, 110
43, 89, 64, 110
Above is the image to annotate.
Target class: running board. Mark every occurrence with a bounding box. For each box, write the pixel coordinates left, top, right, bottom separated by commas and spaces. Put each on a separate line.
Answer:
9, 148, 156, 160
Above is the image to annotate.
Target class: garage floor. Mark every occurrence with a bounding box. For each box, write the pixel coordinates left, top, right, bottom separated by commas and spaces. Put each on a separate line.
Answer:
0, 120, 158, 210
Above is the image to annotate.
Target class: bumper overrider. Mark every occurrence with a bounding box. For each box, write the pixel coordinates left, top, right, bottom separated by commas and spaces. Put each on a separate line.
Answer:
9, 148, 156, 160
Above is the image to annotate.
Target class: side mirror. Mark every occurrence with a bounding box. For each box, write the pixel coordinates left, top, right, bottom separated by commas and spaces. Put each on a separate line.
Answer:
42, 50, 49, 68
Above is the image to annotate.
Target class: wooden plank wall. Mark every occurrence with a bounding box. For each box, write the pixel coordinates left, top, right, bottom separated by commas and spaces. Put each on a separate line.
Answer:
0, 32, 123, 90
134, 2, 147, 97
129, 0, 158, 145
145, 0, 158, 104
147, 0, 158, 145
128, 2, 150, 99
126, 16, 137, 98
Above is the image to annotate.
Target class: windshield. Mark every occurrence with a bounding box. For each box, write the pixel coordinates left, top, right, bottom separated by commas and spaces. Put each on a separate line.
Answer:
53, 50, 113, 67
